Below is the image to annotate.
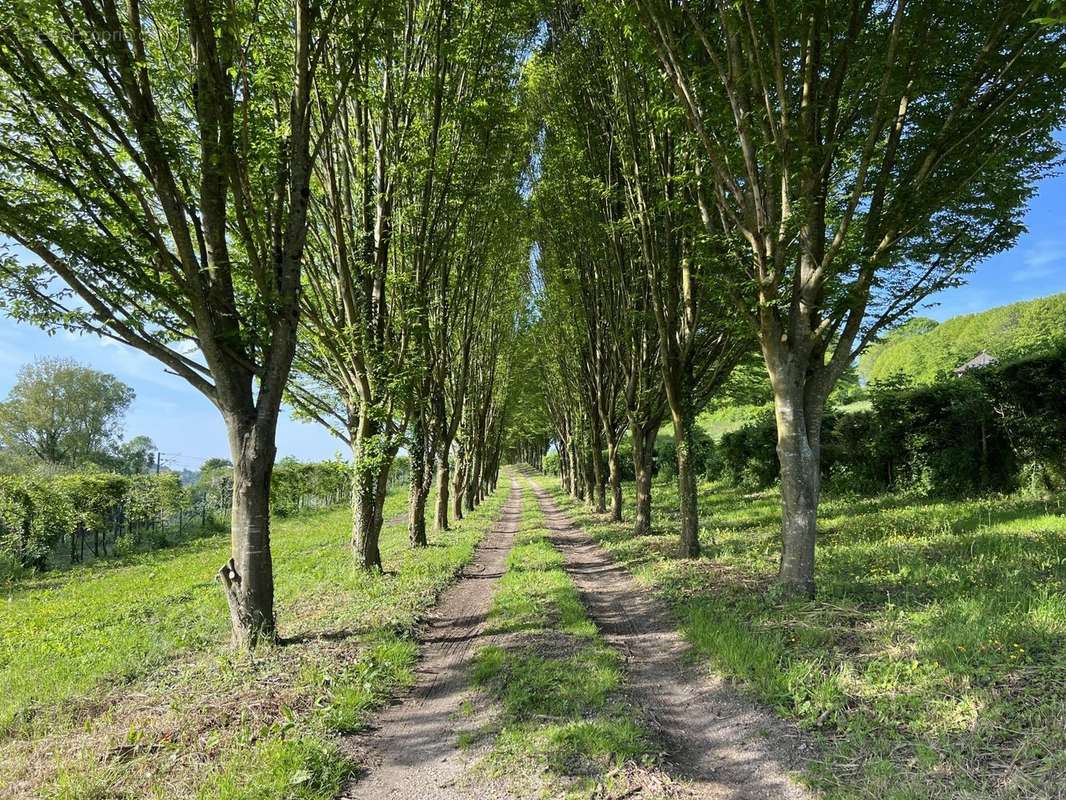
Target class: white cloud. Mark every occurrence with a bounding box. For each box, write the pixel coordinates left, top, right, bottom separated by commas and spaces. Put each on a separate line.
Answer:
1011, 240, 1063, 282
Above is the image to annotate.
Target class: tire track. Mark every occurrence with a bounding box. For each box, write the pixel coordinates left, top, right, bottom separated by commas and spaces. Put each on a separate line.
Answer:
338, 479, 523, 800
528, 478, 817, 800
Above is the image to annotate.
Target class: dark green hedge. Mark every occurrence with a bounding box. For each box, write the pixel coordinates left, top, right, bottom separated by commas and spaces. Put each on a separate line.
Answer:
716, 349, 1066, 496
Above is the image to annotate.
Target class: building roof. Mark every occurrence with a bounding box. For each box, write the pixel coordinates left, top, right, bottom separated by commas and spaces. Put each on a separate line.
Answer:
953, 351, 998, 375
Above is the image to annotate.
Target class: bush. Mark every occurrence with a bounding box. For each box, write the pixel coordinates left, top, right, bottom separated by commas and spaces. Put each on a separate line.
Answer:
271, 458, 349, 517
0, 475, 73, 568
718, 412, 780, 490
714, 349, 1066, 497
655, 426, 718, 481
543, 451, 561, 475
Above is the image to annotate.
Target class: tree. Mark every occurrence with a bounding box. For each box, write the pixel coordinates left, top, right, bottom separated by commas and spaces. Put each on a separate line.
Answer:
113, 435, 159, 475
288, 0, 533, 568
0, 358, 134, 468
0, 0, 346, 645
631, 0, 1066, 594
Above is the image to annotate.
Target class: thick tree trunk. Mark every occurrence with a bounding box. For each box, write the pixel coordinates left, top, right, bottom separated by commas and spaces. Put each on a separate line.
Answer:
434, 454, 450, 532
352, 463, 383, 570
630, 420, 657, 536
217, 416, 278, 648
606, 437, 622, 522
408, 480, 429, 547
774, 394, 821, 598
350, 413, 394, 571
670, 406, 700, 559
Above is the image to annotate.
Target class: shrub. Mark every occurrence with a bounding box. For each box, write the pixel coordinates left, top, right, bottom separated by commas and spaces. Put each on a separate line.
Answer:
655, 426, 718, 481
715, 349, 1066, 497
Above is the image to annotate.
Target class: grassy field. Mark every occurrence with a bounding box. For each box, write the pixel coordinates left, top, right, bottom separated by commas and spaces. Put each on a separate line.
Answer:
0, 482, 509, 799
462, 486, 654, 798
542, 476, 1066, 800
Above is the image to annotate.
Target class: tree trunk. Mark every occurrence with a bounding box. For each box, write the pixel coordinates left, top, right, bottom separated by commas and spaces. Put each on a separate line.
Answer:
349, 413, 394, 571
582, 450, 596, 508
408, 479, 429, 547
630, 420, 657, 536
217, 416, 278, 648
670, 405, 700, 559
465, 449, 480, 511
774, 394, 820, 598
352, 462, 383, 570
435, 454, 450, 532
591, 441, 606, 513
607, 437, 622, 522
407, 417, 429, 547
452, 457, 466, 521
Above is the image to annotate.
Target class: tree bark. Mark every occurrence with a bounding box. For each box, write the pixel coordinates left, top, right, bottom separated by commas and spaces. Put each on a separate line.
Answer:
452, 453, 466, 521
434, 454, 450, 532
630, 420, 657, 536
407, 416, 430, 547
590, 438, 607, 513
606, 437, 622, 522
217, 415, 278, 648
349, 412, 394, 571
773, 392, 820, 597
465, 448, 480, 511
668, 401, 700, 559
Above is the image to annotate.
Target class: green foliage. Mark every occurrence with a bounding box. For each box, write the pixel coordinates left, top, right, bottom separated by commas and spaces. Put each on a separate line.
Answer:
654, 426, 718, 481
0, 358, 134, 469
545, 476, 1066, 799
717, 348, 1066, 497
205, 737, 351, 800
861, 294, 1066, 384
0, 476, 73, 571
270, 458, 349, 518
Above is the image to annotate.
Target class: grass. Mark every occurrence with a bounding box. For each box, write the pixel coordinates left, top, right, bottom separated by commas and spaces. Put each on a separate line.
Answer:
0, 480, 509, 799
541, 475, 1066, 800
465, 487, 653, 798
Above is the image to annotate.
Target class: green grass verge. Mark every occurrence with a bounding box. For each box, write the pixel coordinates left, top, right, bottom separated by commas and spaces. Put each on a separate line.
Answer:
467, 487, 652, 798
540, 476, 1066, 800
2, 480, 510, 799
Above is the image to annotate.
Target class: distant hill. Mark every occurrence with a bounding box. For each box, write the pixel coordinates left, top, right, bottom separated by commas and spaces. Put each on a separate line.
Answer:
860, 293, 1066, 384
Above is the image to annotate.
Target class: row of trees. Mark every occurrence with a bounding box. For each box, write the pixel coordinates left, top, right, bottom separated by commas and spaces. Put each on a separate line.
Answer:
0, 0, 537, 646
511, 1, 1066, 597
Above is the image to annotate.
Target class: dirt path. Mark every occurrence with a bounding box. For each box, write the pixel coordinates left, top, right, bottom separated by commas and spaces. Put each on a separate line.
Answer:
338, 479, 522, 800
528, 479, 817, 800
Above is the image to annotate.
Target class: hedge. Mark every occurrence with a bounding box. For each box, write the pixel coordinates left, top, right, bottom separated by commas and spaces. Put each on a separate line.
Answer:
716, 348, 1066, 497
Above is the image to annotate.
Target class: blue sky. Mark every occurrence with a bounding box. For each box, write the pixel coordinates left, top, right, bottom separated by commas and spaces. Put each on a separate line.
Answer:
2, 156, 1065, 466
919, 159, 1066, 322
0, 323, 344, 470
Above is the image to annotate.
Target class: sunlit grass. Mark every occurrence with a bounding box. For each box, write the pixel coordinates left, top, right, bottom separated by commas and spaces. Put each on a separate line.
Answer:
467, 488, 651, 796
2, 480, 509, 799
542, 475, 1066, 800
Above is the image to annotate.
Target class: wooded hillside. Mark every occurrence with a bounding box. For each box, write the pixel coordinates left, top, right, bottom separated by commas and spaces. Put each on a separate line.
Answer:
860, 293, 1066, 383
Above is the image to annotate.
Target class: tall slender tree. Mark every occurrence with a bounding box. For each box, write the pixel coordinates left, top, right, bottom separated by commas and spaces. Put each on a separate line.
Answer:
0, 0, 346, 646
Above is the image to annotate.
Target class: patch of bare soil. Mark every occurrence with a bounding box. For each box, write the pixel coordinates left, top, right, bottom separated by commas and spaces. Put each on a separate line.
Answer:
528, 480, 818, 800
337, 480, 523, 800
